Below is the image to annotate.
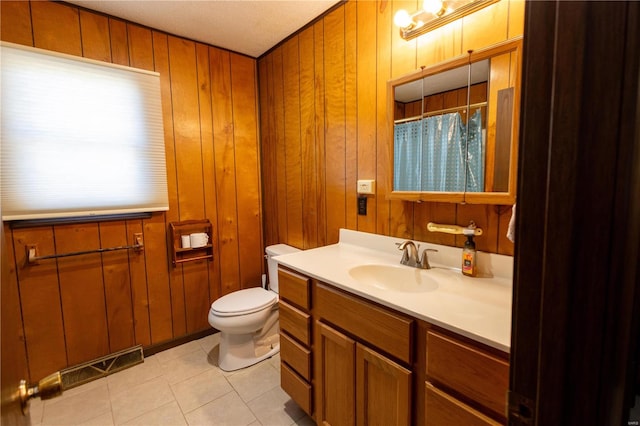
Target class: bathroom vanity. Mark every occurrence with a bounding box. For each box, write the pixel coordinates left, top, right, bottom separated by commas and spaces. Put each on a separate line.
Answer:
275, 229, 512, 425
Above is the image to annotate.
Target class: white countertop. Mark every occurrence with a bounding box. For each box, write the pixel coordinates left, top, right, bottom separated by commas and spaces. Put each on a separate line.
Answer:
274, 229, 513, 353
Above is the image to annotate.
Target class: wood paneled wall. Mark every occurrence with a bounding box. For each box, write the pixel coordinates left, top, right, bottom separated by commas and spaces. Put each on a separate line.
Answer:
1, 1, 263, 381
259, 0, 524, 254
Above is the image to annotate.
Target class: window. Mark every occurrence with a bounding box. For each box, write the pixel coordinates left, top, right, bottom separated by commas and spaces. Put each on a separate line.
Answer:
1, 42, 169, 221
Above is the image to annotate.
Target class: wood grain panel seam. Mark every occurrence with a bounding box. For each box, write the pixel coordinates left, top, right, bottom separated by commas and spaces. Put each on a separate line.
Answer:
163, 36, 181, 221
227, 54, 243, 290
97, 224, 113, 353
8, 226, 45, 380
71, 3, 86, 58
48, 226, 70, 361
27, 0, 35, 47
127, 221, 145, 344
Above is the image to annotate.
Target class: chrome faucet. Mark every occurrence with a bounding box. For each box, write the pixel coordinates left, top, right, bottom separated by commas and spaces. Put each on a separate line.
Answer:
396, 241, 438, 269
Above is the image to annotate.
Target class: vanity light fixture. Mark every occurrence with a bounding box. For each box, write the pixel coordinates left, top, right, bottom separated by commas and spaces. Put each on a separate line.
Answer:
394, 0, 500, 40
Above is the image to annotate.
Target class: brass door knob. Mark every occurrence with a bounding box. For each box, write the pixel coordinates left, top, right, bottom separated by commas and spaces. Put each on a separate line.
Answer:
19, 372, 63, 415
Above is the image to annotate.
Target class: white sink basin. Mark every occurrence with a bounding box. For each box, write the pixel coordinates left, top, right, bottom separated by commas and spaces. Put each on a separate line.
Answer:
348, 264, 439, 293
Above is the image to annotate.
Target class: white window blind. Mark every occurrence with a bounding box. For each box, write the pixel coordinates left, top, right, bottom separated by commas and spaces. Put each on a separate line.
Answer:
1, 42, 169, 221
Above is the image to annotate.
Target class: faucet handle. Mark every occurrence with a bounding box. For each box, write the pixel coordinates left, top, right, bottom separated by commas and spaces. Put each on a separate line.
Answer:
419, 248, 438, 269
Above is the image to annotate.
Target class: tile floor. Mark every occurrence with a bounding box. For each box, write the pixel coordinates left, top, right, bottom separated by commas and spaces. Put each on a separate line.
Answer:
29, 333, 315, 426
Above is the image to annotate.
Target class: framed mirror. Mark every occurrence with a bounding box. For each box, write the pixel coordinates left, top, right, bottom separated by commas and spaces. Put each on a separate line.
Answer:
388, 37, 522, 204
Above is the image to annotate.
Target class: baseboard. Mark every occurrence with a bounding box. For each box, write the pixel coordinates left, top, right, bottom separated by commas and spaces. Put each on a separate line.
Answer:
142, 328, 217, 357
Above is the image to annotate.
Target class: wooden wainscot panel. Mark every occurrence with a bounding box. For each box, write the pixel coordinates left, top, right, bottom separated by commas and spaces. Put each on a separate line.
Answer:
99, 221, 135, 352
344, 1, 358, 234
31, 1, 81, 55
278, 268, 311, 310
229, 52, 263, 289
282, 37, 304, 249
79, 10, 111, 62
55, 224, 110, 366
0, 1, 33, 45
323, 7, 347, 245
196, 43, 222, 307
271, 46, 290, 246
426, 330, 509, 419
279, 300, 311, 346
144, 213, 174, 344
12, 227, 68, 381
210, 46, 242, 297
108, 19, 129, 66
315, 282, 413, 364
126, 218, 151, 347
298, 26, 320, 249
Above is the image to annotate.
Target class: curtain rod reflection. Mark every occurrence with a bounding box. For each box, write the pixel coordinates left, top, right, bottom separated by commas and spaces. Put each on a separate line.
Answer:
394, 101, 487, 124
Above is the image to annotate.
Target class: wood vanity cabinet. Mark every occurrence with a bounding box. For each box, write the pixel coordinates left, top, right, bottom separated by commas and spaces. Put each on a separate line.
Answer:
277, 267, 510, 425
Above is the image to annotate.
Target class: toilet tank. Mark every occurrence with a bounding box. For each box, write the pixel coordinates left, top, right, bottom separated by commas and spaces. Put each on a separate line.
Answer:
265, 244, 300, 293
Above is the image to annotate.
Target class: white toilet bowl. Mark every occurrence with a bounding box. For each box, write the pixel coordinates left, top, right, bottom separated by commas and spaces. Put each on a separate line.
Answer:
208, 287, 279, 371
207, 244, 300, 371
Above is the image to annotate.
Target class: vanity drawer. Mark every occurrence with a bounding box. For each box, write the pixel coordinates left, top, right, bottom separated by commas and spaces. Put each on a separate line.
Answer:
281, 363, 313, 416
278, 268, 311, 311
279, 300, 311, 346
316, 283, 413, 364
426, 330, 509, 418
280, 331, 312, 381
425, 382, 501, 426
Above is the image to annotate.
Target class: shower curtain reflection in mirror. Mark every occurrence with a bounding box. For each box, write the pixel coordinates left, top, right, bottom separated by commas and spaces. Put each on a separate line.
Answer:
394, 110, 484, 192
393, 119, 423, 191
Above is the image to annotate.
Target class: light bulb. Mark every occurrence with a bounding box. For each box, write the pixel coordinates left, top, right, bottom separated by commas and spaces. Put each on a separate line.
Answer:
423, 0, 444, 15
393, 9, 413, 28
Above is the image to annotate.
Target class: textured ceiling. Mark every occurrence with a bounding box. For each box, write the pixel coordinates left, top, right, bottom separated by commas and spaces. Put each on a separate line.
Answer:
66, 0, 341, 58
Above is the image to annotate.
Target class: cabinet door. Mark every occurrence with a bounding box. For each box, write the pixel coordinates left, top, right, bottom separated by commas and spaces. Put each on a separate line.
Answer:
316, 322, 356, 426
356, 344, 412, 426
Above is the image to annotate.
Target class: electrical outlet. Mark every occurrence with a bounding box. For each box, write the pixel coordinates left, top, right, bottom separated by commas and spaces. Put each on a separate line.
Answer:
358, 196, 367, 215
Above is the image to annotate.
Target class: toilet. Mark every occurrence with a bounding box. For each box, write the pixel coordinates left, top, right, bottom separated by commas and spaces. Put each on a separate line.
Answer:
208, 244, 300, 371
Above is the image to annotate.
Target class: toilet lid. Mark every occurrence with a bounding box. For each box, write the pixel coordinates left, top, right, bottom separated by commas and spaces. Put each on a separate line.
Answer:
211, 287, 277, 317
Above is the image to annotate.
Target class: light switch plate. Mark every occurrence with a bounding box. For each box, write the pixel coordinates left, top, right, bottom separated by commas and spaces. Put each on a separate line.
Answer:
357, 179, 375, 195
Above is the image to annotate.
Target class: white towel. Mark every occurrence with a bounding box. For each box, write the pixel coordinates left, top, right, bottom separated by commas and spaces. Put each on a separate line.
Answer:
506, 204, 516, 243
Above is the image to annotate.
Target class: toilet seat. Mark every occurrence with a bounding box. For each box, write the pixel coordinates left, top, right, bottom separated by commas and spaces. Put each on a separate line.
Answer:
211, 287, 277, 317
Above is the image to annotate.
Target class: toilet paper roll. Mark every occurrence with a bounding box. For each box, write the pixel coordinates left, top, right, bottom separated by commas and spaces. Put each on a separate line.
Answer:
190, 233, 209, 248
181, 235, 191, 248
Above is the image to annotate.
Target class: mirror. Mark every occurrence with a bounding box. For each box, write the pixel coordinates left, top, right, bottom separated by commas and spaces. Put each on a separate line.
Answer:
388, 37, 522, 204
